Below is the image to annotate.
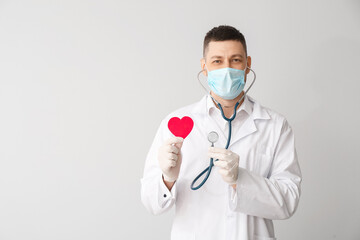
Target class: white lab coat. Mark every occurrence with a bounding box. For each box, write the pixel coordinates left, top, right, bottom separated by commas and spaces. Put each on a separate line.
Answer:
141, 94, 302, 240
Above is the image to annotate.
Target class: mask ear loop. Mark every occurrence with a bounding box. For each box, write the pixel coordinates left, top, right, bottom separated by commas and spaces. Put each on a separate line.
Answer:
197, 66, 257, 106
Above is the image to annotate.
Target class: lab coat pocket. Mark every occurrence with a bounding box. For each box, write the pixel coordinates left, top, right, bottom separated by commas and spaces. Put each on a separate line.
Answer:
254, 235, 277, 240
255, 145, 273, 178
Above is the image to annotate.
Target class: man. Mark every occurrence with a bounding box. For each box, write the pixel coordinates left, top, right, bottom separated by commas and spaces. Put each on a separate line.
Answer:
141, 25, 302, 240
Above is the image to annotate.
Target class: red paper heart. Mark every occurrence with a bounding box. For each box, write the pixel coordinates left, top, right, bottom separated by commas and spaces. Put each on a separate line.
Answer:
168, 116, 194, 139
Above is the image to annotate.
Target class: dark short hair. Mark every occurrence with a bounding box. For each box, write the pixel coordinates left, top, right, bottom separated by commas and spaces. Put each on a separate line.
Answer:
203, 25, 247, 57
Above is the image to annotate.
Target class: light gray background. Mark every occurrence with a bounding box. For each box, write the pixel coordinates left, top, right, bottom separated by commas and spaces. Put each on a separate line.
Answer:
0, 0, 359, 239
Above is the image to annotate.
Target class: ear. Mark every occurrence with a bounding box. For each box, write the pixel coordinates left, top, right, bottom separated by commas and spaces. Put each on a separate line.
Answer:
246, 56, 252, 74
200, 58, 208, 76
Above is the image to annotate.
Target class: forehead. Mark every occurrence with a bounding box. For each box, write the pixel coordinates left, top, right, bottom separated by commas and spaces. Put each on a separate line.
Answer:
206, 40, 246, 57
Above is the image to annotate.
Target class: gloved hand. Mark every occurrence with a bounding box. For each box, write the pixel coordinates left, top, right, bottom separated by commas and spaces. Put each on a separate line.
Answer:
208, 147, 239, 185
158, 137, 184, 182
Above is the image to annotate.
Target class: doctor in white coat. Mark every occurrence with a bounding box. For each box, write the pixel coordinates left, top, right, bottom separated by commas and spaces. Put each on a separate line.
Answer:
141, 25, 302, 240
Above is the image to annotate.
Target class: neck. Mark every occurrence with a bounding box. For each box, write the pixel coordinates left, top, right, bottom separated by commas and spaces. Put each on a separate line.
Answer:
210, 91, 245, 118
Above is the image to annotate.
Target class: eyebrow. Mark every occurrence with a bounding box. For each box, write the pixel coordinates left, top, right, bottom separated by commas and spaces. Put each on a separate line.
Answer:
230, 54, 245, 58
210, 55, 223, 59
210, 54, 245, 59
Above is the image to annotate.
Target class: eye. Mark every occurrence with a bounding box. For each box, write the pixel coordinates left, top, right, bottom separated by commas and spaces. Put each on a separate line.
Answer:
232, 58, 242, 62
212, 60, 221, 64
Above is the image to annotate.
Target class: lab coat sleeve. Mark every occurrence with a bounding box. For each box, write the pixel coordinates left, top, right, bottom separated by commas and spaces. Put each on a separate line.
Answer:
229, 119, 302, 220
140, 119, 177, 215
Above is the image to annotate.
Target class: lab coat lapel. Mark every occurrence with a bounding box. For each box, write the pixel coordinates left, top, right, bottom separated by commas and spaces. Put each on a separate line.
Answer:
230, 116, 257, 147
229, 97, 271, 148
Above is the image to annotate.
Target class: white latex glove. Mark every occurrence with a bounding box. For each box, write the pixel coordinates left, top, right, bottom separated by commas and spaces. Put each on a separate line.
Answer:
158, 137, 184, 182
208, 147, 239, 185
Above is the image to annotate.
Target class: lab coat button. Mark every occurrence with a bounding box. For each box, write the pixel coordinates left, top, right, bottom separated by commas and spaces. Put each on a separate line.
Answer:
163, 194, 167, 198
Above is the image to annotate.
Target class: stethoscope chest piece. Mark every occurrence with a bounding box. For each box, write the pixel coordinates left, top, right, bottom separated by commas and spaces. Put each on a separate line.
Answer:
207, 131, 219, 147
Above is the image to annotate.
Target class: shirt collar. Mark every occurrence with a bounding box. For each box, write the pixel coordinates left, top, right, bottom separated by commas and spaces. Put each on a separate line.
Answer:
206, 94, 253, 117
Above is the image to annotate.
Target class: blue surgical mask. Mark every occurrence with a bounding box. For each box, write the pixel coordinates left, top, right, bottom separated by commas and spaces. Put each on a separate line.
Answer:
206, 66, 246, 100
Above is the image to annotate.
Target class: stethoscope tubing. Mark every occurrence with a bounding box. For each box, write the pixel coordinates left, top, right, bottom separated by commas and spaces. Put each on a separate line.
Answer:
190, 101, 239, 190
190, 67, 256, 190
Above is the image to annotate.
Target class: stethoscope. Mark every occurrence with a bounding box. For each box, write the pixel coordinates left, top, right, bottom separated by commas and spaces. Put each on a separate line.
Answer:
190, 65, 256, 190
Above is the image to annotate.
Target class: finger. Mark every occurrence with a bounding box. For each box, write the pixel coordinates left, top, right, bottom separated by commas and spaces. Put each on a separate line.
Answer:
209, 147, 231, 155
228, 162, 238, 171
208, 152, 232, 162
218, 168, 232, 177
165, 137, 184, 145
207, 152, 224, 161
167, 153, 178, 162
168, 159, 177, 167
213, 160, 230, 169
214, 160, 232, 170
170, 145, 180, 154
165, 145, 179, 154
174, 141, 183, 149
